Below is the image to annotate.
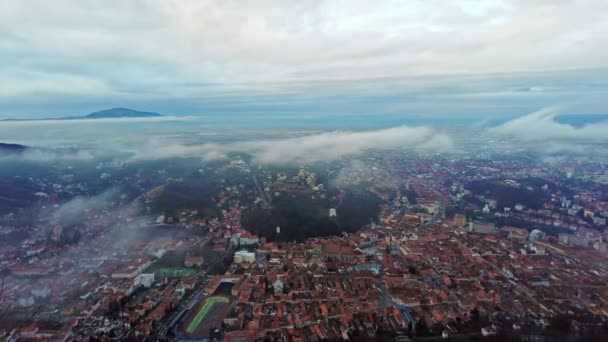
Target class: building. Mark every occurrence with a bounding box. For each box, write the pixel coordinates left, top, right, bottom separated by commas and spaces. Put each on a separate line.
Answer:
453, 214, 467, 227
558, 233, 591, 248
593, 217, 606, 226
184, 255, 204, 268
360, 230, 379, 242
529, 229, 545, 241
31, 286, 51, 299
500, 226, 529, 241
233, 250, 256, 264
111, 259, 153, 279
593, 241, 607, 251
322, 243, 356, 262
421, 202, 440, 215
238, 232, 259, 246
482, 204, 491, 214
469, 221, 495, 234
134, 273, 155, 288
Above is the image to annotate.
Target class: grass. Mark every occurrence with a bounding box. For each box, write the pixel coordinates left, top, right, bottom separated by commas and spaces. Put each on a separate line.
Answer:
186, 296, 230, 334
156, 267, 197, 278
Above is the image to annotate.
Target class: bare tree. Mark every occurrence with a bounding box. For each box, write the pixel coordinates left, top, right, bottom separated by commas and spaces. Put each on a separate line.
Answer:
0, 268, 8, 320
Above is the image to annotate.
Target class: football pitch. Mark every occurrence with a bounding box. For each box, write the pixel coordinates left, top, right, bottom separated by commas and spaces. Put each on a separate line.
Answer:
156, 267, 197, 278
185, 296, 230, 334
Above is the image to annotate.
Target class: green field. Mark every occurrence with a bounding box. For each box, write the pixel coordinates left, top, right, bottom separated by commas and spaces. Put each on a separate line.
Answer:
186, 296, 230, 334
156, 267, 197, 278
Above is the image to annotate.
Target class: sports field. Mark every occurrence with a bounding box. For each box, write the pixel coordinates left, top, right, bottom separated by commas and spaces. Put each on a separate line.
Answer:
185, 296, 230, 334
156, 267, 197, 278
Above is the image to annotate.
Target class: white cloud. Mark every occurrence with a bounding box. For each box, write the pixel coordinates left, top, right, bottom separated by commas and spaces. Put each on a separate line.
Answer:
51, 189, 118, 225
128, 125, 454, 164
1, 0, 607, 116
491, 106, 608, 143
491, 106, 608, 157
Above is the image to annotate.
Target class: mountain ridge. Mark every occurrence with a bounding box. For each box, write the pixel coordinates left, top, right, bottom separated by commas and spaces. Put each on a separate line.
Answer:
81, 107, 161, 119
0, 107, 162, 121
0, 142, 28, 155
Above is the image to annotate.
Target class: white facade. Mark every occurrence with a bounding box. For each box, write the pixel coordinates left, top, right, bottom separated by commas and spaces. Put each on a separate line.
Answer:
234, 250, 256, 263
135, 273, 155, 288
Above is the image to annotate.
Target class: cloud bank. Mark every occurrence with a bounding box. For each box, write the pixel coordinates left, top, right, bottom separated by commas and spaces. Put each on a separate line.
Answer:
491, 107, 608, 157
492, 107, 608, 143
1, 0, 607, 117
51, 189, 118, 225
129, 125, 453, 164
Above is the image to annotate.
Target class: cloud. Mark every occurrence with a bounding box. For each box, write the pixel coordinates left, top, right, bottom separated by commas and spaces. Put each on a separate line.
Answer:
128, 125, 454, 164
0, 147, 97, 163
491, 106, 608, 143
50, 189, 119, 226
1, 1, 608, 117
490, 106, 608, 157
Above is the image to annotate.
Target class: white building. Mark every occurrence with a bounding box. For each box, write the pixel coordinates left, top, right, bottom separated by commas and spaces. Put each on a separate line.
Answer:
134, 273, 155, 288
234, 250, 256, 264
238, 233, 259, 246
329, 208, 337, 217
529, 229, 545, 241
482, 204, 491, 214
469, 221, 495, 234
31, 286, 51, 299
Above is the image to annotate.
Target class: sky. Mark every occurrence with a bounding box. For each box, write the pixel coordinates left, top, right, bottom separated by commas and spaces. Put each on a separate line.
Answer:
1, 0, 608, 119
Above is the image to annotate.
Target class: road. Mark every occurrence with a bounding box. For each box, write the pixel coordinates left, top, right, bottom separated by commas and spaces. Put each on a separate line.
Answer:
252, 174, 271, 207
158, 272, 207, 336
379, 279, 395, 308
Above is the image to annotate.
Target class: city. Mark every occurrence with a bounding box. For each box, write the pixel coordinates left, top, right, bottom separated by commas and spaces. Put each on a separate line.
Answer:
1, 147, 607, 341
1, 1, 608, 341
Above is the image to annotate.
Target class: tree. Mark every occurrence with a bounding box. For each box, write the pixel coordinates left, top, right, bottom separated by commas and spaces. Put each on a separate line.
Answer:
108, 300, 121, 316
415, 319, 428, 336
0, 268, 7, 320
470, 307, 480, 322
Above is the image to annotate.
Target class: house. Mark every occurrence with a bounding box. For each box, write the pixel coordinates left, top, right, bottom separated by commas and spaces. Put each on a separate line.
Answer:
184, 255, 204, 267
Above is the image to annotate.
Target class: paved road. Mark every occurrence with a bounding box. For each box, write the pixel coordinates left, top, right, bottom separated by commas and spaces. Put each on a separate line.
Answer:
253, 174, 271, 206
159, 272, 207, 336
379, 279, 395, 308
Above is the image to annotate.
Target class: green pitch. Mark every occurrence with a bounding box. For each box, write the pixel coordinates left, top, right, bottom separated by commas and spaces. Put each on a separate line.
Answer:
186, 296, 230, 334
156, 267, 197, 277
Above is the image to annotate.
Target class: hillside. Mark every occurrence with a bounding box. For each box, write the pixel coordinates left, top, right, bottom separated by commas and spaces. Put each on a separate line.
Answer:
83, 107, 161, 119
0, 143, 28, 154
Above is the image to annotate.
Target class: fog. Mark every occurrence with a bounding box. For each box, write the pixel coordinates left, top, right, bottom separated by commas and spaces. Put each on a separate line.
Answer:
1, 121, 454, 165
491, 107, 608, 157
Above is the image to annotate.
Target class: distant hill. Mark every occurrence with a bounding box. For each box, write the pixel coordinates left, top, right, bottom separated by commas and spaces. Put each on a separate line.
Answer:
81, 107, 161, 119
0, 143, 28, 154
0, 107, 162, 121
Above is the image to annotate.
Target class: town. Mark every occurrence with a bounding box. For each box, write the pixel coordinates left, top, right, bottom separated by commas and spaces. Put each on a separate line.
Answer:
1, 149, 607, 341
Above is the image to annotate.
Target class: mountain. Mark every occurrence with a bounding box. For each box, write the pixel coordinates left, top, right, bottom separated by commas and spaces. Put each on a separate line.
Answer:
0, 107, 162, 121
82, 107, 162, 119
0, 143, 28, 154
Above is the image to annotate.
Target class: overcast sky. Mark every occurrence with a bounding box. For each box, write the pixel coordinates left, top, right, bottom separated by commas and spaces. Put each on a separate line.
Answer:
1, 0, 607, 118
